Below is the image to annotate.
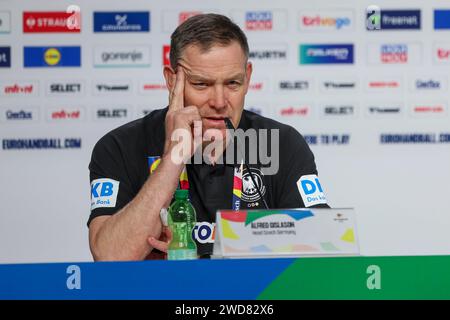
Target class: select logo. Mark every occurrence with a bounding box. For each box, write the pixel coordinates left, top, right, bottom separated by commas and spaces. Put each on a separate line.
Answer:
94, 107, 130, 120
24, 46, 81, 67
320, 103, 356, 118
300, 44, 354, 64
46, 81, 84, 96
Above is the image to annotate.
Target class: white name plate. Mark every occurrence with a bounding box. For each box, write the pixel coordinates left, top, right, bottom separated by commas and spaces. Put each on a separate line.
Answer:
212, 208, 359, 259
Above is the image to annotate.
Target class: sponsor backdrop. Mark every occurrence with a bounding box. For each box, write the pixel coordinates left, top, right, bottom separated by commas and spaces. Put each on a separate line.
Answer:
0, 0, 449, 263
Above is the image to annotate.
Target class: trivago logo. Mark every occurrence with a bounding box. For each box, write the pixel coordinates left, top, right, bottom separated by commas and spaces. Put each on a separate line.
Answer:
299, 10, 353, 31
300, 44, 354, 64
296, 174, 327, 207
91, 178, 120, 210
24, 46, 81, 67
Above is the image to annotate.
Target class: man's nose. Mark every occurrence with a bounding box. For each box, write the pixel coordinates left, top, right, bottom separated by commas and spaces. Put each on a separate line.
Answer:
209, 85, 227, 110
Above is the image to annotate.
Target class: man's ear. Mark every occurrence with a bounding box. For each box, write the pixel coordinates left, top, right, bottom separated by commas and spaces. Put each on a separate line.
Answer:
163, 66, 176, 91
244, 61, 253, 94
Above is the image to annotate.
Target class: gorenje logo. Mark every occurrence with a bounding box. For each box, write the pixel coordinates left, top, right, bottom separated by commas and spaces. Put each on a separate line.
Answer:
299, 10, 353, 31
0, 82, 38, 97
23, 11, 80, 33
0, 11, 11, 33
0, 47, 10, 67
366, 9, 421, 30
434, 10, 450, 30
300, 44, 354, 64
24, 46, 81, 67
93, 11, 150, 32
245, 11, 273, 30
94, 46, 151, 67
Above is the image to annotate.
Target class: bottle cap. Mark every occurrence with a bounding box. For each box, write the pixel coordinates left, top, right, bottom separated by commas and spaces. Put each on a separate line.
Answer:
174, 189, 189, 200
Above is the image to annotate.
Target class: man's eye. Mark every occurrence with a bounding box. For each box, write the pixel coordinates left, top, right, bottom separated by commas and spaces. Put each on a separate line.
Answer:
193, 82, 208, 87
228, 81, 241, 88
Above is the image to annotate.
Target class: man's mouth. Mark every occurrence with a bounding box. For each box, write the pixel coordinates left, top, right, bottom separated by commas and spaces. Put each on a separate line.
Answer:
203, 116, 227, 126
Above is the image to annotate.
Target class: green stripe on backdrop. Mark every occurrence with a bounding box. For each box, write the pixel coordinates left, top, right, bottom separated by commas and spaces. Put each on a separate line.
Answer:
258, 256, 450, 299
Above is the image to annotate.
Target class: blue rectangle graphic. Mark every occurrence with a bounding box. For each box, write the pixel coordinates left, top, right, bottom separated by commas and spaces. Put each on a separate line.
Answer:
300, 44, 354, 64
434, 10, 450, 29
0, 46, 11, 67
24, 46, 81, 67
93, 11, 150, 32
380, 10, 421, 30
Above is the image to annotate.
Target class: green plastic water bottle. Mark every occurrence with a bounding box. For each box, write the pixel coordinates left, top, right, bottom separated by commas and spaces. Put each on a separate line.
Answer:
167, 189, 197, 260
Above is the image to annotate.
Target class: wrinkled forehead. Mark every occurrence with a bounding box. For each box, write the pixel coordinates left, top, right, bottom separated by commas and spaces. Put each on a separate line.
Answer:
178, 43, 248, 79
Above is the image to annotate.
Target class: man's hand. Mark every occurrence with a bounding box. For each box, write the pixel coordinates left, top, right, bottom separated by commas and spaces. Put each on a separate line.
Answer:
163, 67, 202, 163
147, 226, 172, 253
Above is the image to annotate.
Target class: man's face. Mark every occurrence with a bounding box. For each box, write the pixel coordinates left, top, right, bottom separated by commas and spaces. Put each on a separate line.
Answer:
165, 41, 252, 137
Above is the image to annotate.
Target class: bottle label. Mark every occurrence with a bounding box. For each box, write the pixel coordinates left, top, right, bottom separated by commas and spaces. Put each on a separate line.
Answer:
168, 249, 197, 260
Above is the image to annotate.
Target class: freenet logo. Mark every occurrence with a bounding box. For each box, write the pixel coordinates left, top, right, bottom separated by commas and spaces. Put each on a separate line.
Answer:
24, 46, 81, 67
434, 10, 450, 30
300, 44, 354, 64
0, 11, 11, 33
0, 47, 11, 67
245, 11, 273, 30
94, 46, 151, 67
367, 9, 421, 30
23, 11, 80, 33
93, 11, 150, 32
299, 10, 353, 31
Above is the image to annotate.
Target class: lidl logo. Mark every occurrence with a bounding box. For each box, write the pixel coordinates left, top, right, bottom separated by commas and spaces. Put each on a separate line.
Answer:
24, 46, 81, 67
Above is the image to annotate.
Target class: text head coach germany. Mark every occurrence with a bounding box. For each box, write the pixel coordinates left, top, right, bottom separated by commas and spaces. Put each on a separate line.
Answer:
88, 13, 329, 261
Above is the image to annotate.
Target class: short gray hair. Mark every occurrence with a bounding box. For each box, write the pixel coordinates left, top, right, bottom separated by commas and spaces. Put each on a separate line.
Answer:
169, 13, 249, 69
